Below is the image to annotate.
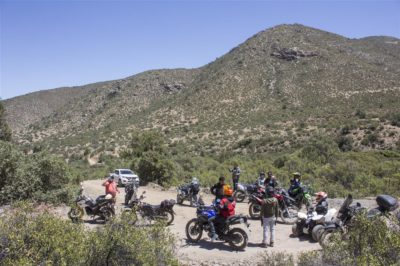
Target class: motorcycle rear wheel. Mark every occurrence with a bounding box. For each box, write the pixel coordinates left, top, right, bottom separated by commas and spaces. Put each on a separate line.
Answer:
234, 190, 246, 203
249, 203, 261, 219
185, 218, 203, 242
162, 210, 174, 225
227, 228, 248, 250
101, 208, 114, 222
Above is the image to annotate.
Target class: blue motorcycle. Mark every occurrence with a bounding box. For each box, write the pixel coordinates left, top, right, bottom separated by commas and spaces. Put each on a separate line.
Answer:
185, 203, 250, 250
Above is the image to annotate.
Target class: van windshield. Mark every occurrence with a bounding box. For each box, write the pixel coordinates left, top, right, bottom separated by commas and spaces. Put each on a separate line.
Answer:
121, 170, 134, 175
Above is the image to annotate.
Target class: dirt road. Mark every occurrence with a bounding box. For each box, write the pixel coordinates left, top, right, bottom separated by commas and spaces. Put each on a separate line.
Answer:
76, 180, 330, 265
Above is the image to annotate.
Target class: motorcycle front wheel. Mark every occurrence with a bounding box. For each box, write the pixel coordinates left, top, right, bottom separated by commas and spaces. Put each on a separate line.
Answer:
227, 228, 248, 250
280, 206, 298, 224
312, 224, 325, 242
122, 209, 138, 225
249, 202, 261, 219
185, 218, 203, 242
319, 228, 340, 248
234, 190, 246, 203
68, 206, 84, 223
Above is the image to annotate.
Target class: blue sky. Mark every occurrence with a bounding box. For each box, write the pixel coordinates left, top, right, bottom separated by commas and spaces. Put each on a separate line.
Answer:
1, 0, 399, 100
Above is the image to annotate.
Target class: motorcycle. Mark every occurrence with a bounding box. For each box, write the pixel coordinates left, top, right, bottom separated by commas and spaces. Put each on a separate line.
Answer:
248, 189, 299, 224
234, 183, 258, 203
319, 194, 365, 247
124, 191, 175, 226
124, 180, 139, 205
291, 207, 337, 241
185, 204, 250, 250
68, 185, 115, 223
177, 181, 200, 206
289, 185, 312, 209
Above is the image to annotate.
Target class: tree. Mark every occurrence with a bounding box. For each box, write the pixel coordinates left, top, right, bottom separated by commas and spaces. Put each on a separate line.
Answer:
0, 101, 11, 141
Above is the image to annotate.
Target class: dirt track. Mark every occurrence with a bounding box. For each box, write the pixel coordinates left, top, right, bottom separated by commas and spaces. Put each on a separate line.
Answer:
75, 180, 329, 265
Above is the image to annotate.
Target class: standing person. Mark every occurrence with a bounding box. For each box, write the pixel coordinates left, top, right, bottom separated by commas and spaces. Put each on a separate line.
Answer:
257, 171, 266, 187
258, 187, 279, 248
102, 175, 120, 203
288, 172, 302, 197
211, 176, 226, 201
229, 163, 241, 191
264, 171, 278, 188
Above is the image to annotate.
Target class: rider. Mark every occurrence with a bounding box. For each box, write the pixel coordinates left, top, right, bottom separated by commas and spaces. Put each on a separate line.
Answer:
264, 171, 278, 189
257, 171, 266, 187
229, 163, 241, 191
314, 191, 329, 215
209, 185, 236, 241
211, 176, 226, 201
288, 172, 302, 198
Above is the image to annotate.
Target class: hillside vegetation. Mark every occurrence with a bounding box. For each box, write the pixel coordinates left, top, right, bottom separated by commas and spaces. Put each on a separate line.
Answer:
2, 24, 400, 197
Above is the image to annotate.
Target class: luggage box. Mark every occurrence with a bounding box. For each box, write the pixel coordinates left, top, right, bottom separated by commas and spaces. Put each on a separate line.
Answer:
376, 195, 398, 211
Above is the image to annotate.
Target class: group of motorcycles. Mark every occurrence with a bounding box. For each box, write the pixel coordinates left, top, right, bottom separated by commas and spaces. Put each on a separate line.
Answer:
68, 177, 399, 252
68, 181, 176, 226
291, 193, 399, 247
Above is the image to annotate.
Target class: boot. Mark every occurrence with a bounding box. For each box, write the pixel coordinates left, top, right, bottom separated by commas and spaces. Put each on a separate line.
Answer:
270, 242, 274, 247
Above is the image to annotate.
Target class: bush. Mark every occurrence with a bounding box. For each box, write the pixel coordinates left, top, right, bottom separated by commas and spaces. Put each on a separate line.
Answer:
0, 101, 11, 141
136, 151, 176, 186
336, 136, 353, 152
0, 141, 72, 204
0, 203, 178, 266
257, 251, 294, 266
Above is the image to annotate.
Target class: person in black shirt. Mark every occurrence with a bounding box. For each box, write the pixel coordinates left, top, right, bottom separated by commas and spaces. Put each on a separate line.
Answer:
211, 176, 226, 201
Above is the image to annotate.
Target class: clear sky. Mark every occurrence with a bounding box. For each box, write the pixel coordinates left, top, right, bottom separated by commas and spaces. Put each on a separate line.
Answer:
1, 0, 399, 100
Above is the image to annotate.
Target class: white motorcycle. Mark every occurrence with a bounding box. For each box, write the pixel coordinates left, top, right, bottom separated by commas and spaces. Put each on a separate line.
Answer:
292, 207, 337, 241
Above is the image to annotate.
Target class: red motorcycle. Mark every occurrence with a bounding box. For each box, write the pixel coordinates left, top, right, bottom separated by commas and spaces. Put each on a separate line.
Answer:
248, 187, 298, 224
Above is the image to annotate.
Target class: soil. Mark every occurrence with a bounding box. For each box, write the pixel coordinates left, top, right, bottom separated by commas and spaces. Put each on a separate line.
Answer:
58, 180, 378, 265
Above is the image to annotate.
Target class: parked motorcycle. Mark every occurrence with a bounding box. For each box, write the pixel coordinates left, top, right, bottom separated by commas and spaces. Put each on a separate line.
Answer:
248, 188, 298, 224
234, 183, 258, 203
318, 194, 365, 247
124, 180, 139, 205
289, 185, 312, 209
125, 191, 175, 226
185, 204, 250, 250
68, 185, 115, 223
291, 207, 337, 241
177, 178, 200, 206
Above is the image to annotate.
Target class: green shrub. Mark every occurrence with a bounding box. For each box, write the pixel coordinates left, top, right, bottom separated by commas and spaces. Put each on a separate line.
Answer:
257, 251, 294, 266
0, 203, 178, 266
0, 101, 11, 142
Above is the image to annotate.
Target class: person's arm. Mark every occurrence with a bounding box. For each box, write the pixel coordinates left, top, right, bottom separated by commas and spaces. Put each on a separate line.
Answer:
210, 184, 216, 195
102, 180, 109, 186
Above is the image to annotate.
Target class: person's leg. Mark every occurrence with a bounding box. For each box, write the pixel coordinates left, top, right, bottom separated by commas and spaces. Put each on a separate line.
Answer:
261, 217, 268, 247
269, 218, 275, 246
208, 216, 217, 241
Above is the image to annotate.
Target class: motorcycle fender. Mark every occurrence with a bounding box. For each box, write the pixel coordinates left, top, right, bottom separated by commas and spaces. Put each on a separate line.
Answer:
324, 223, 338, 230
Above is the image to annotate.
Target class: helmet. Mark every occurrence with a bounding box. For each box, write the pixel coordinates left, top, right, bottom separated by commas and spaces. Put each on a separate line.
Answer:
219, 176, 225, 182
315, 191, 327, 202
191, 177, 199, 184
292, 172, 301, 178
259, 171, 265, 177
223, 185, 233, 196
266, 186, 275, 197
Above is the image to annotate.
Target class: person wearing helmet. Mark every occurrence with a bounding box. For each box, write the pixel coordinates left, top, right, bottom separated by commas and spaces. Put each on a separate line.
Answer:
288, 172, 302, 197
209, 185, 236, 241
314, 191, 329, 215
229, 163, 241, 191
211, 176, 226, 201
264, 171, 278, 188
189, 177, 201, 206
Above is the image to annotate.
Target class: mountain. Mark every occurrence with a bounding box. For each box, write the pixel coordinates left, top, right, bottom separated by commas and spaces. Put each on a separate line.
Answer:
3, 24, 400, 158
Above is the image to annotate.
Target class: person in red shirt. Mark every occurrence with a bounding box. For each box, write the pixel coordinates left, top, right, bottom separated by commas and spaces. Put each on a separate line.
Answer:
102, 175, 120, 202
209, 185, 236, 241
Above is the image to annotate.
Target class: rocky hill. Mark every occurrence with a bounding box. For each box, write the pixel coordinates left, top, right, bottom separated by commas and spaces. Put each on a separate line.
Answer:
3, 24, 400, 158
